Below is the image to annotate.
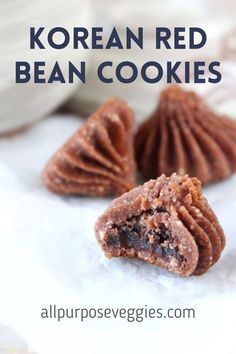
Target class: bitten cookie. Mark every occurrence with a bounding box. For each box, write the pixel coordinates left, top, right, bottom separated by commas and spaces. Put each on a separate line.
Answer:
95, 173, 225, 276
43, 97, 136, 197
135, 85, 236, 184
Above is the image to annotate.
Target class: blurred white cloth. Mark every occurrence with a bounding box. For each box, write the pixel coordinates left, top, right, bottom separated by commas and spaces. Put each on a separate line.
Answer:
0, 115, 235, 354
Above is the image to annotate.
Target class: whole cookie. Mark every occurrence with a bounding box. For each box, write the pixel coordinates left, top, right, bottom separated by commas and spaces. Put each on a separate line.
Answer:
43, 97, 136, 197
135, 85, 236, 184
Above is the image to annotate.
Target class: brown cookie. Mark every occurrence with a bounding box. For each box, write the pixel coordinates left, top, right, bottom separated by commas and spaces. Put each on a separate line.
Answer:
43, 97, 136, 197
135, 85, 236, 184
95, 173, 225, 276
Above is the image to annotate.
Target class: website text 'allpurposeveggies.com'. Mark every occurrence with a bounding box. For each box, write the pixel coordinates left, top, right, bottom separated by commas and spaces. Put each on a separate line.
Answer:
41, 305, 196, 323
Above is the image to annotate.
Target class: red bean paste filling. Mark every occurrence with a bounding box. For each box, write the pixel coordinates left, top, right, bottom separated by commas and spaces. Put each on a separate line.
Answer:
106, 208, 184, 262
